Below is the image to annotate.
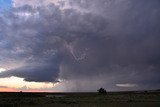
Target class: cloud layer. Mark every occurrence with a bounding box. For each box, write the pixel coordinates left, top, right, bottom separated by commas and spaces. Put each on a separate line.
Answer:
0, 0, 160, 91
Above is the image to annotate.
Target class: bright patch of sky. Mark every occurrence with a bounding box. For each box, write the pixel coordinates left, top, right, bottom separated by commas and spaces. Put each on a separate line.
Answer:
0, 76, 53, 91
0, 0, 12, 12
0, 68, 6, 73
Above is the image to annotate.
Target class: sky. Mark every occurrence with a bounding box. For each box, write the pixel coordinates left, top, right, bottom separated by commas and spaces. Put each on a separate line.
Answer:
0, 0, 160, 92
0, 0, 12, 13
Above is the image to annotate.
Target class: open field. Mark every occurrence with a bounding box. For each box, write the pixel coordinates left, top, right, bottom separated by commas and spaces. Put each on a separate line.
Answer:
0, 91, 160, 107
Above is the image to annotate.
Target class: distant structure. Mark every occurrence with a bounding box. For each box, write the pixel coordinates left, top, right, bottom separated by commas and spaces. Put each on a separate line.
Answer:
97, 88, 107, 94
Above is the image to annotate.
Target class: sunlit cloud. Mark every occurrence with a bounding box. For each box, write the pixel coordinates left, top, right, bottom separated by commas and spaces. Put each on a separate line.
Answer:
116, 83, 138, 88
0, 68, 6, 73
12, 0, 61, 7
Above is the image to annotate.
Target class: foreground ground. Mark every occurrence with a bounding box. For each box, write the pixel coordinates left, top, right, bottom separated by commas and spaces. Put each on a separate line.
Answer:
0, 91, 160, 107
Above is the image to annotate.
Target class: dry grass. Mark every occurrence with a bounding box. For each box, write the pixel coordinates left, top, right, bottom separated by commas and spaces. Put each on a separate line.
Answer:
0, 91, 160, 107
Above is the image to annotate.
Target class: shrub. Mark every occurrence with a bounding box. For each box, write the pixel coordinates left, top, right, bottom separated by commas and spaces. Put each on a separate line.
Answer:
97, 88, 107, 94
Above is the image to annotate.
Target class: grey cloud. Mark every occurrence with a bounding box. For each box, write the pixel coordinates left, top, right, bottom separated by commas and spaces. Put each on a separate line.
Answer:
0, 86, 8, 88
0, 0, 160, 91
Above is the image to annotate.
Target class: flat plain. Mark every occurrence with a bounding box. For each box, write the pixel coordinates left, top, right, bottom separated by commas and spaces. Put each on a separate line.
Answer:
0, 91, 160, 107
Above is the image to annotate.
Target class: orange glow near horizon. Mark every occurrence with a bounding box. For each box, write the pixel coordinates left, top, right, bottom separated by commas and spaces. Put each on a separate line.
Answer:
0, 87, 18, 92
0, 76, 54, 89
0, 76, 63, 92
0, 87, 56, 92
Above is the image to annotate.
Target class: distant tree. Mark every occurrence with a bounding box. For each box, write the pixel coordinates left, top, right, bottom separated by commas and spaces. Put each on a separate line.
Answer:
97, 88, 107, 94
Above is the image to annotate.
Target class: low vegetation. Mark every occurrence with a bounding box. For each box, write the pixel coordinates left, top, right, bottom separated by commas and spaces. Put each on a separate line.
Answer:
0, 91, 160, 107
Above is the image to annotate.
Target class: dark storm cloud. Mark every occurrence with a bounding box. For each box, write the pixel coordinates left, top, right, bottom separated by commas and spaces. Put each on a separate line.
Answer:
0, 3, 108, 83
0, 0, 160, 91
